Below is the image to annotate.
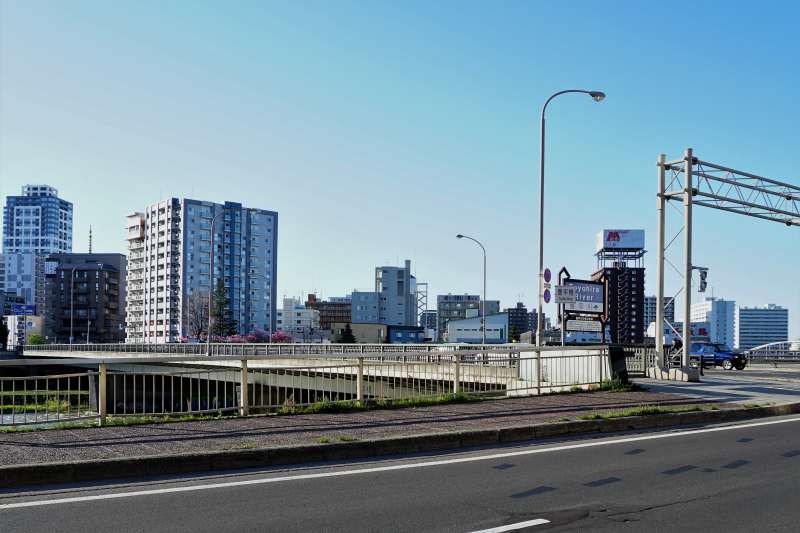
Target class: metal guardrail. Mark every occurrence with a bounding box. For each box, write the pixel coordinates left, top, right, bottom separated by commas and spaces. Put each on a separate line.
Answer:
1, 345, 612, 427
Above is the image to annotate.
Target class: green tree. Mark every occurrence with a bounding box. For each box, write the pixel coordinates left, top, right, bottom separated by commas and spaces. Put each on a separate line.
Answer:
337, 323, 356, 343
211, 279, 238, 336
27, 333, 45, 345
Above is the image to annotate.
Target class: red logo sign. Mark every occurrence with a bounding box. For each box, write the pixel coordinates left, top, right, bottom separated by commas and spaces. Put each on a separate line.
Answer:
606, 231, 621, 242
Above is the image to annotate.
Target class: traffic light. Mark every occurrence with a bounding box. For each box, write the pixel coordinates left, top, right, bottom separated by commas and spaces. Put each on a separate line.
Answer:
699, 269, 708, 292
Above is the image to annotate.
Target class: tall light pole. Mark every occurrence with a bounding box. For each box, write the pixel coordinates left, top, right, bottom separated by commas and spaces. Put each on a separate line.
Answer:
207, 209, 225, 356
69, 268, 78, 346
536, 89, 605, 347
456, 234, 487, 344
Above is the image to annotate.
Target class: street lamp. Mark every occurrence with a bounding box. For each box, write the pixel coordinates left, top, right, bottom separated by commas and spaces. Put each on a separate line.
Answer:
207, 209, 225, 356
536, 89, 605, 347
456, 234, 487, 344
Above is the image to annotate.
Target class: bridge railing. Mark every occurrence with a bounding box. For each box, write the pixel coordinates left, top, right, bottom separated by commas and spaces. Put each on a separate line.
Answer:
2, 345, 612, 427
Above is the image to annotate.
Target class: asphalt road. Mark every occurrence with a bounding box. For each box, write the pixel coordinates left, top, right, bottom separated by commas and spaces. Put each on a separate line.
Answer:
3, 415, 800, 532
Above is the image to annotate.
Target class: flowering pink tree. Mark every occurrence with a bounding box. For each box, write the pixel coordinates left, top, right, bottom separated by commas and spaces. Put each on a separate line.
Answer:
270, 331, 292, 343
246, 329, 270, 343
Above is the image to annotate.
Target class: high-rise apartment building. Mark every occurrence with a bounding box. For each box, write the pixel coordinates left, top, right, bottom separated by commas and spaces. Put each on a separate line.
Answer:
2, 185, 73, 312
3, 185, 73, 254
505, 302, 530, 341
125, 198, 277, 343
690, 297, 736, 349
735, 304, 789, 350
643, 295, 676, 336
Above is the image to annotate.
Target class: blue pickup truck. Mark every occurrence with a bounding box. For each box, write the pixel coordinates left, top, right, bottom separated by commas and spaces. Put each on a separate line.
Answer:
689, 342, 747, 370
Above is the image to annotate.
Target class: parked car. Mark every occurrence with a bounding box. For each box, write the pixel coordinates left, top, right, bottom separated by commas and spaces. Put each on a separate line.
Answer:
689, 342, 747, 370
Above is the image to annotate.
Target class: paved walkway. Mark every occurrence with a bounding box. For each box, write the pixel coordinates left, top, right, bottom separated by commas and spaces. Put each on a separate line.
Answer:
0, 390, 705, 467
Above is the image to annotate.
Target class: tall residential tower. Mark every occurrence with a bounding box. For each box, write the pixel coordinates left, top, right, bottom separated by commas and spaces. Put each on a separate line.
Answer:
125, 198, 277, 343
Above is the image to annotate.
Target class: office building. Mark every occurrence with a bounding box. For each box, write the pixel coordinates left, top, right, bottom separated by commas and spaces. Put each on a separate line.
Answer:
305, 293, 351, 331
351, 291, 380, 323
643, 295, 675, 336
42, 254, 127, 343
691, 297, 736, 348
446, 313, 508, 344
436, 294, 500, 341
276, 297, 320, 340
376, 260, 417, 326
735, 304, 789, 350
2, 253, 46, 313
350, 260, 421, 327
125, 198, 278, 343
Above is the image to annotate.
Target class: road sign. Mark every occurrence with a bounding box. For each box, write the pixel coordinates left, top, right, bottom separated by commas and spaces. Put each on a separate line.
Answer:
562, 280, 604, 314
10, 304, 36, 316
543, 288, 551, 304
554, 285, 576, 304
544, 268, 551, 284
566, 319, 602, 332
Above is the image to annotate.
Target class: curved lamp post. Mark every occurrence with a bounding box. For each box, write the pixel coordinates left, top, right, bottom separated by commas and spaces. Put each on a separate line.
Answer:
456, 234, 487, 344
536, 89, 605, 347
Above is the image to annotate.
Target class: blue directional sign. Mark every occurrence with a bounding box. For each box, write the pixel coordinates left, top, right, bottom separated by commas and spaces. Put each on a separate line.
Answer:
10, 304, 36, 315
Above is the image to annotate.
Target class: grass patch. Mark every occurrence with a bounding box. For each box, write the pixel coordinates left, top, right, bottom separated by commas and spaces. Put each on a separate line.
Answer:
579, 404, 716, 421
338, 435, 357, 442
278, 393, 481, 416
315, 437, 332, 444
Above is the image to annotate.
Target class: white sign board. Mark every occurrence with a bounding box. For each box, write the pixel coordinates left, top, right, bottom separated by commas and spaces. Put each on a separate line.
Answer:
596, 229, 645, 252
566, 319, 602, 332
554, 285, 576, 304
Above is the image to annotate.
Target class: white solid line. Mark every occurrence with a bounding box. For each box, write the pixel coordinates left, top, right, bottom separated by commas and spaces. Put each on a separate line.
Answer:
469, 518, 550, 533
2, 415, 800, 511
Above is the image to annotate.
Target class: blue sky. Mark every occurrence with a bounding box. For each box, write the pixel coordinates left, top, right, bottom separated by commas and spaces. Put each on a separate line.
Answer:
1, 1, 798, 337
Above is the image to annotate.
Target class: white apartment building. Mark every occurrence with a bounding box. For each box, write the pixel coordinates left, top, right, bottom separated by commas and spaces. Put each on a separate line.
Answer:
735, 304, 789, 350
690, 297, 736, 348
125, 198, 277, 343
276, 297, 320, 340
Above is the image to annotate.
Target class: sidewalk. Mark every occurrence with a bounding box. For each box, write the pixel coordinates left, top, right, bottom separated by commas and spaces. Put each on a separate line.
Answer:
0, 390, 705, 468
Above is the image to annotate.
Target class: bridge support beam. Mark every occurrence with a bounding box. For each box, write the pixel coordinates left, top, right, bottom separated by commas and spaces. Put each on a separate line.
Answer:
98, 363, 107, 426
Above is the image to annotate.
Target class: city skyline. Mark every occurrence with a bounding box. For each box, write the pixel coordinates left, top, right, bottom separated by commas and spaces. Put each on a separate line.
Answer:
1, 2, 798, 337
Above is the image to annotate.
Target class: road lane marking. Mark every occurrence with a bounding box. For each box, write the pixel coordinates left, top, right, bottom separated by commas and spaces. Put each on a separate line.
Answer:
2, 415, 800, 510
469, 518, 550, 532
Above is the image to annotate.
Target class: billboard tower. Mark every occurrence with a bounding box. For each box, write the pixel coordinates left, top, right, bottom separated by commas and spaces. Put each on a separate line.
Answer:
593, 229, 646, 344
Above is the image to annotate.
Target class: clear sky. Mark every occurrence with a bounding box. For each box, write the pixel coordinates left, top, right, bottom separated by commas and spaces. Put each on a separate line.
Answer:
1, 1, 798, 338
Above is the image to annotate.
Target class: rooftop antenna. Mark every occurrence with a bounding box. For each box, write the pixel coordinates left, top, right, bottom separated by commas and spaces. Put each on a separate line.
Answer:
88, 225, 93, 253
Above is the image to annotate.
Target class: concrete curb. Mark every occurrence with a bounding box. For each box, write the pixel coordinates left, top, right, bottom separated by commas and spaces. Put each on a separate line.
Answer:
3, 402, 800, 489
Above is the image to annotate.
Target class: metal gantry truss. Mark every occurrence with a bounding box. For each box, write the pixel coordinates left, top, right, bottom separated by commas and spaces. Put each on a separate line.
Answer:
655, 149, 800, 369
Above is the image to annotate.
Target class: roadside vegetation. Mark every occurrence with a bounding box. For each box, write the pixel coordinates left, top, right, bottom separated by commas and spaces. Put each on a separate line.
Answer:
578, 404, 719, 420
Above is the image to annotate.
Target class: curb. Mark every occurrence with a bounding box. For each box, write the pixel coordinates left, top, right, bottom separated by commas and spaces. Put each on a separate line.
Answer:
2, 402, 800, 489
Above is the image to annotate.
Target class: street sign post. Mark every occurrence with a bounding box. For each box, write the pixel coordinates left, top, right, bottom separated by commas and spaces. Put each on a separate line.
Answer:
554, 285, 576, 304
566, 319, 602, 332
562, 280, 604, 314
10, 304, 36, 316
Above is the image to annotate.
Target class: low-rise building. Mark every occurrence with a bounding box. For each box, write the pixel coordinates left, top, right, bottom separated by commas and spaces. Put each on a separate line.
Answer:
276, 297, 320, 341
437, 294, 500, 341
305, 294, 351, 331
446, 313, 509, 344
4, 314, 43, 349
330, 322, 387, 344
42, 254, 127, 343
387, 325, 425, 344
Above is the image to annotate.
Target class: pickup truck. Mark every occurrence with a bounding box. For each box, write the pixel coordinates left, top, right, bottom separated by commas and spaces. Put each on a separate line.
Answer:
689, 342, 747, 370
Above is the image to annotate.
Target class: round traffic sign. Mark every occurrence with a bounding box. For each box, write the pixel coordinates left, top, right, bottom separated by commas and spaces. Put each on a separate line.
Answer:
543, 288, 551, 304
544, 268, 552, 283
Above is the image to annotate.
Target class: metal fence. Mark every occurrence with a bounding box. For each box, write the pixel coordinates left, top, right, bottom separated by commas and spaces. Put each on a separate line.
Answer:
2, 345, 613, 427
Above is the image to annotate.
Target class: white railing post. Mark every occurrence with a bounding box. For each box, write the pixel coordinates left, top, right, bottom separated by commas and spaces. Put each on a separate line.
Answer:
453, 354, 461, 394
536, 347, 542, 395
357, 357, 364, 402
239, 359, 249, 416
98, 362, 107, 426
